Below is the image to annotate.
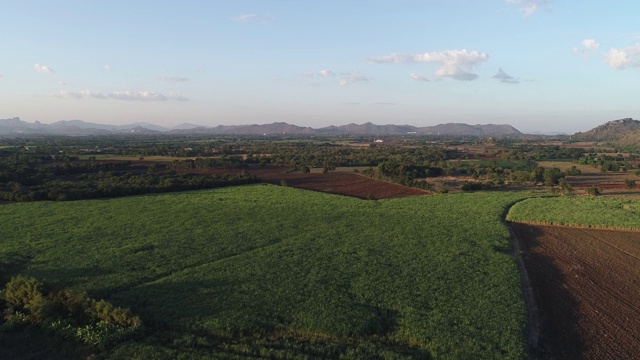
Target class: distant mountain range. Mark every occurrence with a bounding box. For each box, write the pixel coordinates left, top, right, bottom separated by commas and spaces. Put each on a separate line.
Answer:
0, 117, 523, 137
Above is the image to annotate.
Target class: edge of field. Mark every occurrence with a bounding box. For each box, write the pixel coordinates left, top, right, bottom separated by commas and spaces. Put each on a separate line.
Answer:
505, 196, 640, 232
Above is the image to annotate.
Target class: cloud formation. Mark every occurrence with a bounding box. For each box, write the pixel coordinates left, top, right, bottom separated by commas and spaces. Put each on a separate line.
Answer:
55, 90, 188, 101
56, 90, 108, 99
232, 13, 271, 24
605, 44, 640, 70
34, 63, 54, 73
409, 73, 429, 82
573, 39, 600, 58
506, 0, 552, 17
319, 69, 335, 77
339, 76, 370, 86
159, 76, 189, 82
493, 68, 519, 84
368, 49, 489, 81
167, 93, 189, 101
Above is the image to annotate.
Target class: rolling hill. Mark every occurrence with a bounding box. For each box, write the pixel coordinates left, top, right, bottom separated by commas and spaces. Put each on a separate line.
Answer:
572, 118, 640, 141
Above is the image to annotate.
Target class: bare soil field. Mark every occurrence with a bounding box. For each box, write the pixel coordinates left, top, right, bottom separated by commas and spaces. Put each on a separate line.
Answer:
538, 161, 640, 195
510, 223, 640, 359
178, 166, 428, 199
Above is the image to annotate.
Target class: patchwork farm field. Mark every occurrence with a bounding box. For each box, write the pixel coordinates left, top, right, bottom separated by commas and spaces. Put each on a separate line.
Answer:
510, 224, 640, 359
178, 165, 428, 199
0, 186, 528, 359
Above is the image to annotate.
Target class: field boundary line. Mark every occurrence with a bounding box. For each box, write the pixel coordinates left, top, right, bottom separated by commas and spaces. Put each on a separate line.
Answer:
507, 220, 640, 233
503, 199, 540, 357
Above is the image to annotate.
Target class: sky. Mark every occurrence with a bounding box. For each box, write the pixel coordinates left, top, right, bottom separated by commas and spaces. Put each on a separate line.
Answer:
1, 0, 639, 134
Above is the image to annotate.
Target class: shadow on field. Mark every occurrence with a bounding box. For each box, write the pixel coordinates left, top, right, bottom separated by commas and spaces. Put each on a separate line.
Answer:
510, 223, 584, 359
112, 280, 433, 359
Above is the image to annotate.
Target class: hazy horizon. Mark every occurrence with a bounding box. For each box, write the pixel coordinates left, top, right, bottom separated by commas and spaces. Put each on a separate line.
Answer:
1, 1, 639, 134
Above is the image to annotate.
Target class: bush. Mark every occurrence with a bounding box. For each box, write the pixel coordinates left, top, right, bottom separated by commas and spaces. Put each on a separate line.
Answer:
2, 275, 141, 350
624, 179, 636, 189
461, 181, 491, 191
586, 186, 602, 196
3, 275, 54, 322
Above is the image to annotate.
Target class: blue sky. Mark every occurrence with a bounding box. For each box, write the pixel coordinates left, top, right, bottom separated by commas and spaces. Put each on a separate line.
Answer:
1, 1, 639, 133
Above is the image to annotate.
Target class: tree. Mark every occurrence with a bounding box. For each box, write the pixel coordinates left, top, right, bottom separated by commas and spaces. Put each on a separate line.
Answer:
624, 179, 636, 189
543, 168, 565, 187
567, 166, 582, 176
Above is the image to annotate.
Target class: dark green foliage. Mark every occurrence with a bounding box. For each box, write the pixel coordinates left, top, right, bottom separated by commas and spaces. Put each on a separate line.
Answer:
1, 275, 141, 351
460, 181, 493, 191
567, 165, 582, 176
624, 179, 636, 189
586, 186, 603, 196
542, 167, 565, 186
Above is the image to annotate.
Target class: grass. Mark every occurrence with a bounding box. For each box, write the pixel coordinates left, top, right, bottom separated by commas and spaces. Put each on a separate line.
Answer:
0, 186, 529, 359
506, 196, 640, 230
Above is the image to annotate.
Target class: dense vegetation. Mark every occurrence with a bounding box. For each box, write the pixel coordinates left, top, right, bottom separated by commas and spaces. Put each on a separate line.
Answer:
0, 147, 258, 201
2, 135, 614, 202
506, 196, 640, 230
0, 186, 529, 359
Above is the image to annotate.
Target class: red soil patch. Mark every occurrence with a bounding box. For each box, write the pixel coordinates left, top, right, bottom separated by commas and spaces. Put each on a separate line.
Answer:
510, 223, 640, 359
569, 182, 628, 190
178, 166, 428, 199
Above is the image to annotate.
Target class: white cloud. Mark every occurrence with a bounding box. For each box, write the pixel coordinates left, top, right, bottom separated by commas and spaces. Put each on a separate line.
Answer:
109, 91, 168, 101
303, 70, 336, 78
319, 69, 335, 77
339, 76, 370, 86
582, 39, 600, 51
573, 38, 600, 58
605, 44, 640, 70
368, 49, 488, 81
0, 74, 3, 79
55, 90, 108, 99
233, 13, 257, 22
54, 90, 187, 101
104, 65, 112, 71
506, 0, 552, 17
232, 13, 271, 24
168, 93, 189, 101
409, 73, 429, 82
493, 68, 519, 84
159, 76, 189, 82
34, 63, 54, 73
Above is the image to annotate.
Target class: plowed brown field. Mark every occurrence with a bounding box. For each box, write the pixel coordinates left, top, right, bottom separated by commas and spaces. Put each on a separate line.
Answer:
178, 166, 428, 199
510, 223, 640, 359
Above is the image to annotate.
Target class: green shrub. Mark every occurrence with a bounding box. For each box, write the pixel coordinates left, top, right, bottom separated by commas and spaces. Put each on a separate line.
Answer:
624, 179, 636, 189
3, 275, 54, 322
586, 186, 602, 196
2, 275, 141, 350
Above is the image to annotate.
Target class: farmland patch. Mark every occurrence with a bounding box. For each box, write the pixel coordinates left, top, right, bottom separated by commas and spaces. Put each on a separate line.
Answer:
510, 223, 640, 359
